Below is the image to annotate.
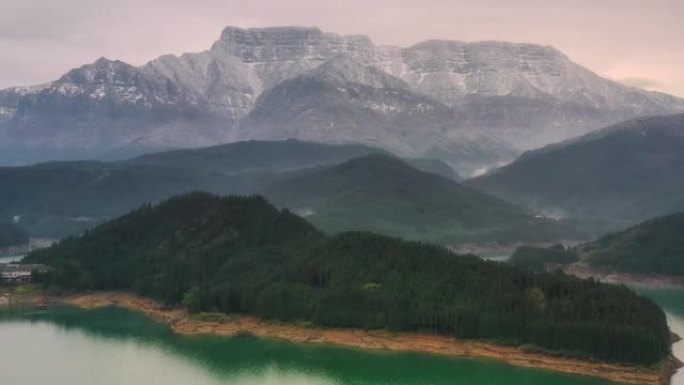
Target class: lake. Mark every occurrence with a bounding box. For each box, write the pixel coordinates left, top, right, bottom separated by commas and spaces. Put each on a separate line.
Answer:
634, 286, 684, 385
0, 286, 682, 385
0, 306, 612, 385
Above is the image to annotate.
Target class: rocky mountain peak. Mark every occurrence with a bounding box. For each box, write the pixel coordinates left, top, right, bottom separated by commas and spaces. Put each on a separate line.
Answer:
309, 55, 409, 90
212, 25, 376, 64
389, 40, 578, 103
2, 25, 684, 170
57, 58, 142, 86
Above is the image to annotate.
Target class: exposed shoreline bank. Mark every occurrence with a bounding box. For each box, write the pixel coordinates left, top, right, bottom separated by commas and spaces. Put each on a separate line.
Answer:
4, 291, 672, 385
559, 264, 684, 288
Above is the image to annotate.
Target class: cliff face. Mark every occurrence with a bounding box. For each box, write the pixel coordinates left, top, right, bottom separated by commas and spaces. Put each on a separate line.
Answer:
144, 27, 684, 127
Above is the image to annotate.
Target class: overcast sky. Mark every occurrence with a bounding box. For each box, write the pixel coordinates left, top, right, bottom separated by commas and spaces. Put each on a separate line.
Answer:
1, 0, 683, 96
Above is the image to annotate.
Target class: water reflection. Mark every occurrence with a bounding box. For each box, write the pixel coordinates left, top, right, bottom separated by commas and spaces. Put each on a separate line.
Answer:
0, 306, 611, 385
635, 287, 684, 385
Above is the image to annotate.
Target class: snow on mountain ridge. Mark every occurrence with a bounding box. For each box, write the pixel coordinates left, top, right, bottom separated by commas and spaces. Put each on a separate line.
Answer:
142, 26, 684, 124
1, 25, 684, 167
4, 26, 683, 117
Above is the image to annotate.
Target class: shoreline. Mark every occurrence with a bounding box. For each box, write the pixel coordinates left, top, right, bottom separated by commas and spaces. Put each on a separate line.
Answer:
559, 264, 684, 288
42, 292, 682, 385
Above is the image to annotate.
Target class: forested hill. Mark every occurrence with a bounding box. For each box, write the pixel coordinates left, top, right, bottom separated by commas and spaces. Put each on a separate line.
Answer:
578, 212, 684, 276
26, 193, 670, 366
265, 154, 583, 244
510, 213, 684, 277
467, 114, 684, 233
0, 140, 456, 238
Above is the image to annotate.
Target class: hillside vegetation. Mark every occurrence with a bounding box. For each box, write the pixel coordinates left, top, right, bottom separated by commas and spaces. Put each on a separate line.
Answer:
468, 114, 684, 234
27, 193, 670, 366
578, 213, 684, 276
265, 154, 583, 244
0, 141, 580, 246
509, 245, 579, 272
0, 140, 393, 237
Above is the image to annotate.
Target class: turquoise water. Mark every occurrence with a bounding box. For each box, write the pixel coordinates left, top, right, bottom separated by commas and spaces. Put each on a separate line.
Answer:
0, 306, 612, 385
633, 286, 684, 385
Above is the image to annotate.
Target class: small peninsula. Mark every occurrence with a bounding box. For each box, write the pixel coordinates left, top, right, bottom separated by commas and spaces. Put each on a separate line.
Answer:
22, 193, 680, 383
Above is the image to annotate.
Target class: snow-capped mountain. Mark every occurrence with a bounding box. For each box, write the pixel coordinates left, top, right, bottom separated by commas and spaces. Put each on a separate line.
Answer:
239, 56, 518, 175
0, 58, 233, 163
379, 40, 682, 110
1, 26, 683, 172
378, 40, 684, 148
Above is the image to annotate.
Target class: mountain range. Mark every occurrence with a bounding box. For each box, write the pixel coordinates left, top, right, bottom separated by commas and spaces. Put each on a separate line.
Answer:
468, 114, 684, 232
0, 140, 578, 244
0, 140, 384, 237
265, 153, 580, 244
2, 26, 683, 175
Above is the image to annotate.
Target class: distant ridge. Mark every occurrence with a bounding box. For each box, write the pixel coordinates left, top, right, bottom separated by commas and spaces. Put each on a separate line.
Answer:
265, 153, 583, 244
0, 140, 457, 238
468, 113, 684, 232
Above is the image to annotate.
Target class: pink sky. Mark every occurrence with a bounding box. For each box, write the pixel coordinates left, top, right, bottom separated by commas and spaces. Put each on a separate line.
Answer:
1, 0, 683, 97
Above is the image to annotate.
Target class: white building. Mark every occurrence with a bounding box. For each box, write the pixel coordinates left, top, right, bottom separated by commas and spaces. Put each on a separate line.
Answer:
0, 264, 46, 284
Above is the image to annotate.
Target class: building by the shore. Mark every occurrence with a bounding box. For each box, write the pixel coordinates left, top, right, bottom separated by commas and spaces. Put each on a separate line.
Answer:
0, 264, 48, 284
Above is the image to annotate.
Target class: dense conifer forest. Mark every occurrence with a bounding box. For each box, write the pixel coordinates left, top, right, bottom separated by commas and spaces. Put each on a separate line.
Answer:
26, 193, 671, 366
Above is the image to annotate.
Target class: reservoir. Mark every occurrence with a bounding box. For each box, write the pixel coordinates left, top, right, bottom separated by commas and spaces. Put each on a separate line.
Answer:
636, 286, 684, 385
0, 306, 613, 385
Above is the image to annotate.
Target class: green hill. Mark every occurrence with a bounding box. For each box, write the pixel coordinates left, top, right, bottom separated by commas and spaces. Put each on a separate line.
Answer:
0, 160, 239, 237
468, 114, 684, 234
26, 192, 671, 365
577, 213, 684, 276
509, 213, 684, 277
0, 140, 462, 238
129, 139, 387, 173
0, 140, 396, 237
265, 154, 583, 244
